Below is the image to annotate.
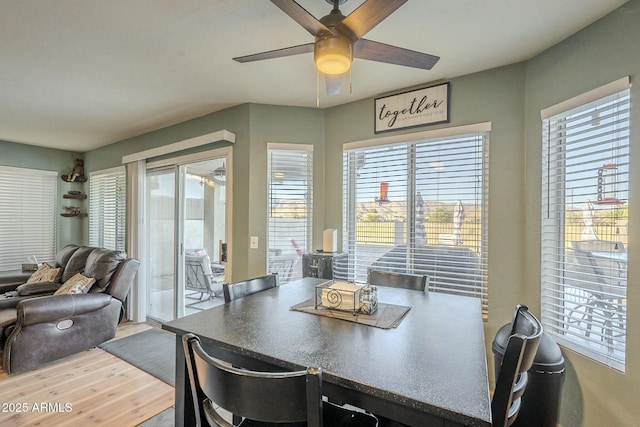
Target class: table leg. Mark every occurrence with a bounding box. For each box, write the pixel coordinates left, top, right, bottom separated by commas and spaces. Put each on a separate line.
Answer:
173, 332, 196, 427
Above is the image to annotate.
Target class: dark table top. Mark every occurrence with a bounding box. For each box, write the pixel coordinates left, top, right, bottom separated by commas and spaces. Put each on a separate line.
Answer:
163, 277, 491, 426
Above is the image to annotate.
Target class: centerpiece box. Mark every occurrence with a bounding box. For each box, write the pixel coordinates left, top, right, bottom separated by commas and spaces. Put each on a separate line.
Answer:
315, 281, 378, 314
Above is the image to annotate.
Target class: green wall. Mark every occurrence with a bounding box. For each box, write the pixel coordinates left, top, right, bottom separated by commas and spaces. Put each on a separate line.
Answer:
325, 64, 528, 330
4, 1, 640, 423
522, 1, 640, 425
0, 140, 84, 249
324, 61, 530, 413
84, 104, 249, 278
246, 104, 326, 278
83, 103, 326, 283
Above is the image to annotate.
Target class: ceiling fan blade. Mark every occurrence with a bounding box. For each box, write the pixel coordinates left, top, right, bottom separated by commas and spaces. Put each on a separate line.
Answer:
233, 42, 314, 63
325, 74, 342, 96
354, 39, 439, 70
338, 0, 407, 40
270, 0, 331, 36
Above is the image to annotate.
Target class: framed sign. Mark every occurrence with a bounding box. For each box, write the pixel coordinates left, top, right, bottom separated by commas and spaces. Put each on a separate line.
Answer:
374, 82, 450, 133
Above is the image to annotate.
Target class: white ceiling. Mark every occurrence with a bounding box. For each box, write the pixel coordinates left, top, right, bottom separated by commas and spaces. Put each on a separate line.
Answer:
0, 0, 628, 152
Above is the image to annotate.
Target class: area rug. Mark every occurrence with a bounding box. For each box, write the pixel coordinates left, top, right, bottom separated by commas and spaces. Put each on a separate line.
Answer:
100, 328, 176, 386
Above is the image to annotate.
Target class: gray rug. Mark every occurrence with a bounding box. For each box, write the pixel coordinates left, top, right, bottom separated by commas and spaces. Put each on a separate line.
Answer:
136, 407, 175, 427
100, 328, 176, 386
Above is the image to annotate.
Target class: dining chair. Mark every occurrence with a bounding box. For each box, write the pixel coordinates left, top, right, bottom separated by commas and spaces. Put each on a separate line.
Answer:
565, 249, 626, 344
366, 269, 428, 292
267, 255, 298, 283
223, 273, 279, 303
185, 254, 219, 302
182, 333, 379, 427
571, 239, 625, 253
491, 305, 542, 427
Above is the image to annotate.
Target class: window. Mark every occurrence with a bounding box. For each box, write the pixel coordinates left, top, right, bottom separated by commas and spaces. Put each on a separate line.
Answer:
0, 166, 57, 271
541, 78, 630, 371
267, 144, 313, 284
343, 126, 489, 313
89, 167, 126, 251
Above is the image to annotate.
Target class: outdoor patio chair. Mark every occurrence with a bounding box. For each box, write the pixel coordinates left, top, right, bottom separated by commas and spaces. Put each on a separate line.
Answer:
185, 254, 222, 302
564, 249, 626, 344
571, 240, 625, 253
268, 254, 298, 283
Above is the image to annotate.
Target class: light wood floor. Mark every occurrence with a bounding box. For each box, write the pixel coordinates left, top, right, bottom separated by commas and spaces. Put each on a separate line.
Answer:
0, 322, 174, 427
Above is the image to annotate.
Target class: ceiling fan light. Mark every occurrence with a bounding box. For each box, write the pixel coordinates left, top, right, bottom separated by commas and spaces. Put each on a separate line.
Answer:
314, 36, 351, 75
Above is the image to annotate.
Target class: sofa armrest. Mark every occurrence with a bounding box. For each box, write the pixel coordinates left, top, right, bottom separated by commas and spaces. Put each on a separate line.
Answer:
15, 281, 61, 296
0, 283, 19, 293
17, 294, 113, 326
0, 294, 35, 309
0, 271, 32, 290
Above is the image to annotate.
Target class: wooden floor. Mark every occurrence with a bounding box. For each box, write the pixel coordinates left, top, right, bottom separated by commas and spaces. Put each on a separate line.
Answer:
0, 322, 174, 427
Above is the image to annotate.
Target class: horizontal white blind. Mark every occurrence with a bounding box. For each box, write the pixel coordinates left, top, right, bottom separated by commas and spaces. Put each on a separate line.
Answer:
89, 167, 126, 251
343, 132, 488, 313
267, 146, 313, 284
0, 166, 57, 271
541, 87, 629, 371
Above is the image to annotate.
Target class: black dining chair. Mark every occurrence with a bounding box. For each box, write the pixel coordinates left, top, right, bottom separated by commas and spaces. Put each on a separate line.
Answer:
367, 269, 428, 292
223, 273, 279, 303
491, 305, 543, 427
182, 333, 379, 427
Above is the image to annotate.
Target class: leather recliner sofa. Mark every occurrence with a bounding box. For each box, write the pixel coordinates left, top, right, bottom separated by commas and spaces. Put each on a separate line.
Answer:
0, 244, 140, 374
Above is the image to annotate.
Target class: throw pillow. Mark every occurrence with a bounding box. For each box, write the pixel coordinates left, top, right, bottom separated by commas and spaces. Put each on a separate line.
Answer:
26, 263, 49, 283
26, 263, 63, 283
54, 273, 96, 295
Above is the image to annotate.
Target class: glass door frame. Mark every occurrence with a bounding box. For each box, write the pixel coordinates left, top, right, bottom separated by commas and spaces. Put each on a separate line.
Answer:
145, 165, 178, 322
127, 146, 233, 323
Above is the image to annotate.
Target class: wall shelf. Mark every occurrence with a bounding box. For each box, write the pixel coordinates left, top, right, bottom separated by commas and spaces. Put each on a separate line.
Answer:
61, 175, 87, 183
63, 191, 87, 199
61, 207, 87, 218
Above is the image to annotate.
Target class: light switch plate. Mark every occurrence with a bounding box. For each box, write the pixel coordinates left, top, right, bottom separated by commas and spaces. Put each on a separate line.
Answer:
250, 236, 259, 249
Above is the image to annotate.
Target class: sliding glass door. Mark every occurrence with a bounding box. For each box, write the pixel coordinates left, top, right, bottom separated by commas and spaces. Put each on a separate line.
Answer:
146, 167, 177, 322
145, 157, 227, 323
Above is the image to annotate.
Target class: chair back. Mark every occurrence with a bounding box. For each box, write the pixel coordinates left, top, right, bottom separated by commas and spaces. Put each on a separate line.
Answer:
491, 305, 542, 427
103, 258, 141, 303
185, 255, 213, 292
54, 244, 81, 269
182, 333, 323, 426
60, 246, 98, 283
572, 239, 625, 253
268, 255, 297, 283
223, 273, 279, 303
367, 269, 427, 291
572, 248, 606, 281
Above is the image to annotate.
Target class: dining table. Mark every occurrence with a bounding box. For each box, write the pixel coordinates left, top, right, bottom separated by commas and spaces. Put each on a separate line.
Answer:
162, 277, 491, 427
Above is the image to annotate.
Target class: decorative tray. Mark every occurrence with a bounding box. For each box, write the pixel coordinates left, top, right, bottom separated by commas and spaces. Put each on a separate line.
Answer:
315, 280, 378, 315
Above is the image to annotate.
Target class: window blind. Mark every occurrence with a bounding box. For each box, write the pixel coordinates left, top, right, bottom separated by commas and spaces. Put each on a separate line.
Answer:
541, 87, 629, 371
0, 166, 57, 271
89, 167, 126, 251
267, 145, 313, 284
343, 132, 489, 313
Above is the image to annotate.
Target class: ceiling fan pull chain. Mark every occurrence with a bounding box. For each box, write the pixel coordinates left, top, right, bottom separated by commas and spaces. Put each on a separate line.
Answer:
316, 70, 320, 107
349, 44, 353, 94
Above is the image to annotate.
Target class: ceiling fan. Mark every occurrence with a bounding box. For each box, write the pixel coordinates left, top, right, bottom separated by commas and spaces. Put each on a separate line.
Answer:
233, 0, 439, 95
